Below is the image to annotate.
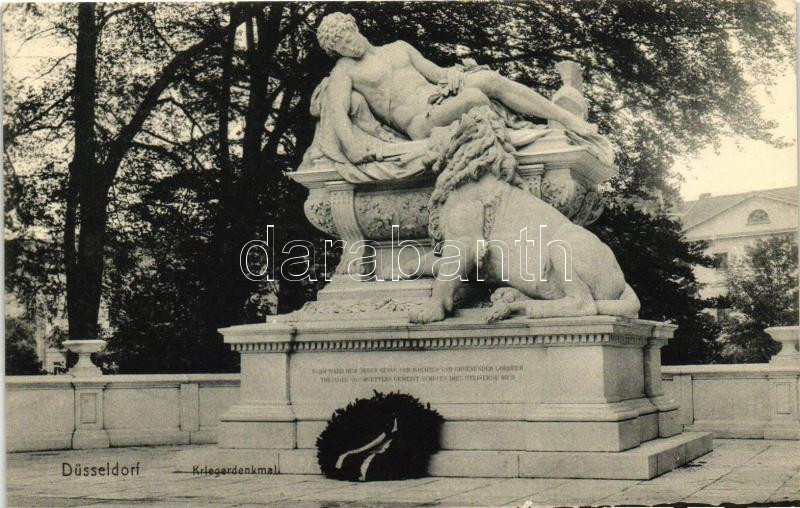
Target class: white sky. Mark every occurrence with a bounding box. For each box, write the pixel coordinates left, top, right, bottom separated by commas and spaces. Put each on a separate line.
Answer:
672, 0, 798, 201
672, 66, 798, 201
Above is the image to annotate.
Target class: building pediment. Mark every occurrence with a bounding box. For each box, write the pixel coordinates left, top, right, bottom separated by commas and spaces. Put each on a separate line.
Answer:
679, 191, 797, 240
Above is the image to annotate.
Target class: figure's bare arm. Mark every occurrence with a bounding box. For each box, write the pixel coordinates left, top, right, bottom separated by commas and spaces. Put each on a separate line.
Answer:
400, 41, 447, 84
401, 41, 464, 95
328, 67, 374, 163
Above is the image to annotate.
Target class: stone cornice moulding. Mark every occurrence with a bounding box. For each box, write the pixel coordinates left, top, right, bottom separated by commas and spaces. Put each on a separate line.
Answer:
681, 192, 798, 233
230, 333, 652, 353
71, 380, 110, 390
6, 374, 242, 391
685, 226, 798, 243
662, 364, 800, 377
5, 377, 75, 390
101, 374, 219, 389
183, 374, 240, 385
222, 316, 671, 337
220, 317, 675, 353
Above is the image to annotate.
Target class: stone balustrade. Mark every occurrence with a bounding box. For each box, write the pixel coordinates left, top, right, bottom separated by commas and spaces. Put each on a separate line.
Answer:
6, 360, 799, 453
663, 363, 800, 440
5, 374, 239, 452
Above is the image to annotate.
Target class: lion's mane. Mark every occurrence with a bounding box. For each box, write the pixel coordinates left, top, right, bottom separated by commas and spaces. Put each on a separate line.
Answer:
426, 106, 523, 242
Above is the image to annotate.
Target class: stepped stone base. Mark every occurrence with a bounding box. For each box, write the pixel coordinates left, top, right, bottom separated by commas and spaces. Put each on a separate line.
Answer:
203, 432, 712, 479
218, 311, 712, 479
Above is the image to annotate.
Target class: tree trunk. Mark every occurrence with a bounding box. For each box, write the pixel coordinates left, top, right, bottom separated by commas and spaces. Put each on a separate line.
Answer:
65, 6, 245, 341
221, 5, 276, 323
66, 3, 101, 341
211, 5, 242, 329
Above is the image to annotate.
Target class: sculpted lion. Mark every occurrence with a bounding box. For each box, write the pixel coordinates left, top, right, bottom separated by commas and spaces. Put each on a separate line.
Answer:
408, 106, 640, 324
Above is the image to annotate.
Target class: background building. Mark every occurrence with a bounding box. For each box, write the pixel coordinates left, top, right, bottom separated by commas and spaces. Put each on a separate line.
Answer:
671, 186, 798, 317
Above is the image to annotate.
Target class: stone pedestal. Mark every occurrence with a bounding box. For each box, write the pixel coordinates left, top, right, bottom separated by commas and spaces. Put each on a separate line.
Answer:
71, 380, 110, 449
64, 340, 110, 449
219, 312, 711, 479
243, 58, 712, 478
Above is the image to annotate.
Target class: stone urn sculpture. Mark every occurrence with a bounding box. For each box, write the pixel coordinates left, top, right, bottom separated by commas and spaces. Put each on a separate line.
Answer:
64, 340, 106, 377
766, 326, 800, 365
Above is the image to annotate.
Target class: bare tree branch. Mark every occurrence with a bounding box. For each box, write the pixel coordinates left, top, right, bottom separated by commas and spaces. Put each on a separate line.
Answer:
6, 90, 72, 141
129, 5, 177, 53
32, 52, 75, 81
100, 12, 244, 185
98, 4, 138, 29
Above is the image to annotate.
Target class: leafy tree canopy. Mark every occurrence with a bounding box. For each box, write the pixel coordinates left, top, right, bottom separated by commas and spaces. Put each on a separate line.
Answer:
720, 235, 799, 362
590, 203, 723, 364
3, 2, 794, 371
5, 318, 44, 375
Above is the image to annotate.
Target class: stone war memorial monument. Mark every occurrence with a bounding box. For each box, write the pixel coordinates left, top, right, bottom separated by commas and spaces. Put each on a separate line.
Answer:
217, 12, 712, 479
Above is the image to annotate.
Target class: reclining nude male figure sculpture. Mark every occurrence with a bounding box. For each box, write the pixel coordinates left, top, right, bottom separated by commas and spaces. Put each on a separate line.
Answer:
314, 13, 640, 324
317, 12, 599, 163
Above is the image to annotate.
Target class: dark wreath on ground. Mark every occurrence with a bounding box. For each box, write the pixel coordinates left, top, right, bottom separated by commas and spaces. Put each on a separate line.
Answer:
316, 391, 444, 481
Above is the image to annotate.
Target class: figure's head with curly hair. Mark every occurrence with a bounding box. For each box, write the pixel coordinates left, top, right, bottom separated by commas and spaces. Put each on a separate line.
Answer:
316, 12, 368, 59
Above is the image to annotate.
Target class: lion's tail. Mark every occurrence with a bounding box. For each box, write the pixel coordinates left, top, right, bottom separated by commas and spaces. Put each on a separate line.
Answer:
595, 284, 640, 318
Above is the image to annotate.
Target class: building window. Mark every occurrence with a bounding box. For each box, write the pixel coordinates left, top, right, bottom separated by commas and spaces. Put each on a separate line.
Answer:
747, 209, 770, 225
712, 252, 728, 270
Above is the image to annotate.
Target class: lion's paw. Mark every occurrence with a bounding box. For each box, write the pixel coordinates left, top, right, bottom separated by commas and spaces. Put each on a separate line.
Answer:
491, 287, 525, 304
485, 302, 512, 323
409, 303, 446, 324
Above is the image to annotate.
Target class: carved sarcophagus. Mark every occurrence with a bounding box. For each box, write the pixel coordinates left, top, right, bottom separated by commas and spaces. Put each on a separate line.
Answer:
290, 127, 616, 275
